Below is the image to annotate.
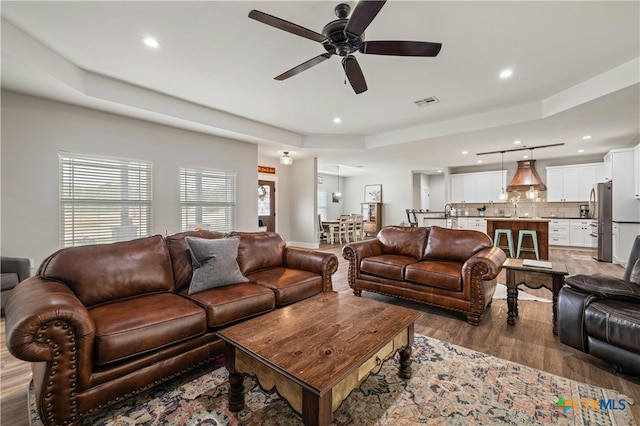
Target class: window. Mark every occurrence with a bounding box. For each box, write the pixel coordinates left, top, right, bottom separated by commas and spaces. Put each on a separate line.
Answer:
59, 152, 152, 247
180, 167, 236, 232
317, 190, 327, 221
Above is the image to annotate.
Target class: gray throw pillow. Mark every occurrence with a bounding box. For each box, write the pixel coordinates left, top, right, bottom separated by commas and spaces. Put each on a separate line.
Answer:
185, 236, 248, 294
565, 273, 640, 301
630, 258, 640, 285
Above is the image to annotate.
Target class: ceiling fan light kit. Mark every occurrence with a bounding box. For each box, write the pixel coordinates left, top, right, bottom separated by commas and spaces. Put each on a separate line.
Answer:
249, 1, 442, 94
280, 151, 293, 165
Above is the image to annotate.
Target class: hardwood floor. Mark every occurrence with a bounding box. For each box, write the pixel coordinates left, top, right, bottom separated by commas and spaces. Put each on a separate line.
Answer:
2, 245, 638, 425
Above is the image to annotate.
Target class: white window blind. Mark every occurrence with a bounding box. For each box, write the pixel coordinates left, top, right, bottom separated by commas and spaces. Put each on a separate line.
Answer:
180, 167, 236, 232
59, 152, 152, 247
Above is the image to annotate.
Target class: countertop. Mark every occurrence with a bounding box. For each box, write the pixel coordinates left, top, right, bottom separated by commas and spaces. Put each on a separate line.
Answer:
485, 217, 550, 222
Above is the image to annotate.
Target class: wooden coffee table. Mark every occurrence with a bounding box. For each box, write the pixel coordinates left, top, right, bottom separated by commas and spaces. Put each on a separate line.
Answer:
502, 258, 568, 335
217, 292, 422, 426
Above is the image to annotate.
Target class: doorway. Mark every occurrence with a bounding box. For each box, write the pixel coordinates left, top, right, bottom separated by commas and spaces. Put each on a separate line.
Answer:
258, 180, 275, 232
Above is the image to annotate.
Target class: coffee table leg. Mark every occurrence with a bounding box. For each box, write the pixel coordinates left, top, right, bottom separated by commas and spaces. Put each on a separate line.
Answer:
225, 343, 245, 412
506, 270, 517, 326
302, 388, 332, 426
552, 273, 564, 336
399, 346, 413, 379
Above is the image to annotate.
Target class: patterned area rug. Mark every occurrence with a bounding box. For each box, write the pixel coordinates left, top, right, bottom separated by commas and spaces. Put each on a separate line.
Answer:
29, 335, 636, 425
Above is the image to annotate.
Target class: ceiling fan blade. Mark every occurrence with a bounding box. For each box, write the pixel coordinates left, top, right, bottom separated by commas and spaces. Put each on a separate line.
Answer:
249, 10, 329, 43
359, 41, 442, 57
275, 53, 332, 81
342, 56, 368, 94
344, 0, 386, 37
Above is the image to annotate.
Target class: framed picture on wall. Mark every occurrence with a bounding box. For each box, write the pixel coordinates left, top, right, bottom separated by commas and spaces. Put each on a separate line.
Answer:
364, 184, 382, 202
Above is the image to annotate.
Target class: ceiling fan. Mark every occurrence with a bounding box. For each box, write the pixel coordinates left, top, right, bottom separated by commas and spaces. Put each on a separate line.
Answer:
248, 1, 442, 94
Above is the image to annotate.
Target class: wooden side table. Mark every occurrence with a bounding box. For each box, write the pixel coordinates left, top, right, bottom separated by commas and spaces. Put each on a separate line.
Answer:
502, 258, 568, 335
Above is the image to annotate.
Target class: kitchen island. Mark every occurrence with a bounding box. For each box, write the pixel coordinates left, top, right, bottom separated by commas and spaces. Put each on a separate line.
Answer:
485, 218, 550, 260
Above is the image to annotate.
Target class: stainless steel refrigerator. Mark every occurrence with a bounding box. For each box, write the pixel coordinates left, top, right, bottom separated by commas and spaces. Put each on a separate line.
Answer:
590, 181, 613, 262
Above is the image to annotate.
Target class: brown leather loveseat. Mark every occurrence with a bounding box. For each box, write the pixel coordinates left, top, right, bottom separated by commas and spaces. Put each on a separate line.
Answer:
5, 231, 338, 426
342, 225, 506, 324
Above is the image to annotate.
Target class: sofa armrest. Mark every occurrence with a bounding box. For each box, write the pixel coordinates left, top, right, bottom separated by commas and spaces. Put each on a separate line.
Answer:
341, 240, 383, 290
557, 286, 599, 353
462, 246, 506, 281
284, 247, 339, 292
1, 256, 31, 282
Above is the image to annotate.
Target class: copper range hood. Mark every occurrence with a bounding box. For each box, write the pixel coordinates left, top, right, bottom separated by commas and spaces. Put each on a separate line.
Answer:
507, 160, 547, 192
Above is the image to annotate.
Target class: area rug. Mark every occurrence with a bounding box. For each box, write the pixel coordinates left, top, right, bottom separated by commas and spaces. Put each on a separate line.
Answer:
29, 335, 636, 426
493, 283, 552, 302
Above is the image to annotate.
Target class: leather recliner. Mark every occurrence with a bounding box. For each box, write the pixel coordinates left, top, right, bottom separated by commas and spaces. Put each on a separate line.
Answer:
558, 235, 640, 373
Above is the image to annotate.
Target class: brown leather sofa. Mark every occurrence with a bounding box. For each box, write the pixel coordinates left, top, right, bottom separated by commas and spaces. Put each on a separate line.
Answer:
558, 235, 640, 374
4, 231, 338, 426
342, 225, 506, 325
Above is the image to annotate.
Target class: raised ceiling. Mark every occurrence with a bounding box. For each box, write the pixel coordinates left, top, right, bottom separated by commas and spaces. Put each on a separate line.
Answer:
2, 1, 639, 175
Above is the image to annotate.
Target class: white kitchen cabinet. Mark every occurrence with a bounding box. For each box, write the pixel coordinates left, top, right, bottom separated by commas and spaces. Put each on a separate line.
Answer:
570, 219, 594, 248
614, 222, 640, 267
450, 170, 506, 204
548, 219, 570, 246
605, 148, 640, 222
635, 143, 640, 200
546, 163, 603, 202
612, 222, 620, 264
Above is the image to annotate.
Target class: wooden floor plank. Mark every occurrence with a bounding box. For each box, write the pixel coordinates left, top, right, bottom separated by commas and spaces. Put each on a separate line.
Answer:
2, 244, 638, 425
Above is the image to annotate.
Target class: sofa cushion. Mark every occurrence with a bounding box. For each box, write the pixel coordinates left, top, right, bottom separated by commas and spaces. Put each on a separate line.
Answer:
360, 254, 418, 281
231, 232, 285, 275
90, 293, 206, 366
565, 274, 640, 302
39, 235, 174, 308
424, 226, 491, 262
180, 282, 275, 328
185, 236, 248, 294
405, 260, 463, 291
166, 230, 226, 291
1, 273, 19, 291
247, 267, 323, 306
585, 299, 640, 354
377, 226, 429, 260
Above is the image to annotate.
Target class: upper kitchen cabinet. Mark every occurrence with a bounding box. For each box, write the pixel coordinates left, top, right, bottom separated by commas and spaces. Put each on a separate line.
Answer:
450, 170, 506, 204
546, 163, 604, 202
605, 148, 640, 222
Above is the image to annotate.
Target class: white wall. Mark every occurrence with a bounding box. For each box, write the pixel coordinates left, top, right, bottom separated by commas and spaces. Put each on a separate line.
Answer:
317, 173, 345, 220
343, 171, 413, 227
1, 91, 258, 267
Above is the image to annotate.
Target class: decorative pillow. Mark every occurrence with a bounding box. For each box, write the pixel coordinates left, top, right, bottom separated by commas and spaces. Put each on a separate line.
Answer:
185, 236, 248, 294
630, 258, 640, 285
564, 273, 640, 301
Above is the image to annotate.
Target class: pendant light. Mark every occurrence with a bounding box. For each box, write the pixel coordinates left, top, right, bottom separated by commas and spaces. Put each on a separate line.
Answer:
279, 151, 293, 165
335, 164, 342, 198
497, 151, 507, 201
525, 149, 539, 200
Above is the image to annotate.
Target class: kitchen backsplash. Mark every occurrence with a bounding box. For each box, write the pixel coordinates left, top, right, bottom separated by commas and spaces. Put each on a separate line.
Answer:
450, 192, 589, 218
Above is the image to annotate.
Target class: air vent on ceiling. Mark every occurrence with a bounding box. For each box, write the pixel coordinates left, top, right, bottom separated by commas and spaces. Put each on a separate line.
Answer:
414, 96, 440, 107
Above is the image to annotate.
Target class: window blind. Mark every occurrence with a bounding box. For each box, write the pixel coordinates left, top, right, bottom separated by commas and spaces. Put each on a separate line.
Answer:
59, 152, 152, 247
180, 167, 236, 232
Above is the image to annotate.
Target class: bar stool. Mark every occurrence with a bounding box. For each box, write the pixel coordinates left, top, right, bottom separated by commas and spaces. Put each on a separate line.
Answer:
493, 229, 515, 258
516, 230, 540, 260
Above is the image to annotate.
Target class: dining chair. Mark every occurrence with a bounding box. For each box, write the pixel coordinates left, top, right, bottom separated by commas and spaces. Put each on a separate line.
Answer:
317, 214, 327, 243
352, 214, 364, 241
338, 215, 351, 244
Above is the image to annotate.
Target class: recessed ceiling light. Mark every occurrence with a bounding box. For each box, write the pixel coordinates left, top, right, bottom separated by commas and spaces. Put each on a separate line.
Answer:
578, 149, 585, 153
500, 69, 514, 79
477, 160, 483, 163
143, 37, 159, 48
523, 155, 529, 159
582, 135, 591, 140
513, 140, 521, 144
462, 151, 468, 155
333, 117, 342, 124
437, 170, 442, 173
